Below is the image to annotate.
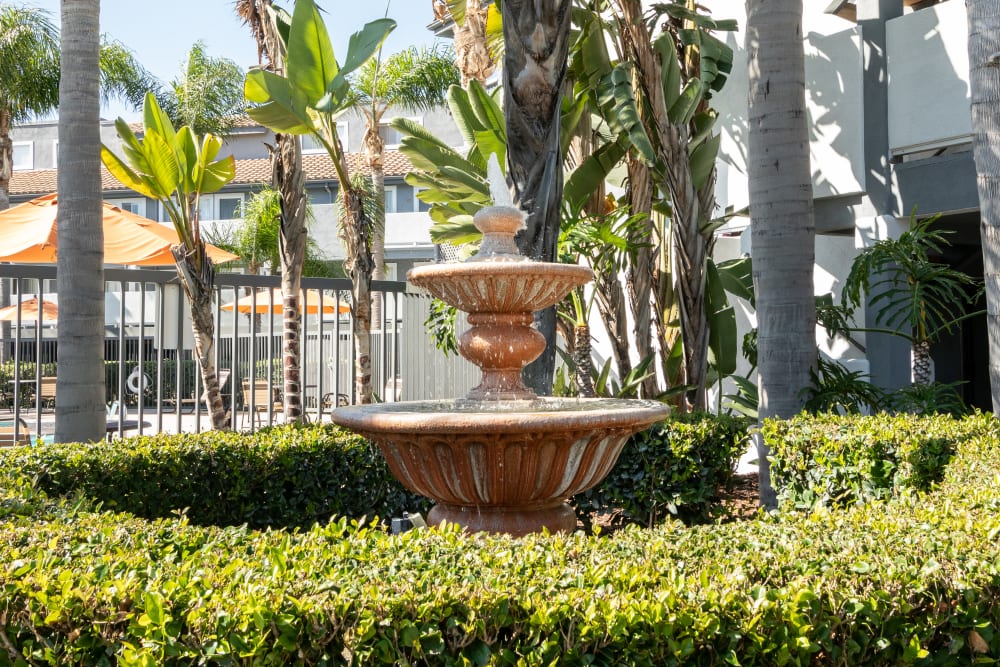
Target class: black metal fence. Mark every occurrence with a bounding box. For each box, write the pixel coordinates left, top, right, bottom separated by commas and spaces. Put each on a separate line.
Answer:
0, 265, 409, 440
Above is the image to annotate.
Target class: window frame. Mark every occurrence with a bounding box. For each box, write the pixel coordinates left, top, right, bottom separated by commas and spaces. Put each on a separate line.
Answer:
301, 121, 349, 153
12, 141, 33, 171
378, 116, 422, 150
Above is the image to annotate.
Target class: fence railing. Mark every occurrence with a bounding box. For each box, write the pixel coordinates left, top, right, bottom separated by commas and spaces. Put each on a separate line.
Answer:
0, 265, 476, 442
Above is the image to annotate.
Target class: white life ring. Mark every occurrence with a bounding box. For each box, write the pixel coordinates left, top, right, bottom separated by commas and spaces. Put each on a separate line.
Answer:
126, 367, 150, 394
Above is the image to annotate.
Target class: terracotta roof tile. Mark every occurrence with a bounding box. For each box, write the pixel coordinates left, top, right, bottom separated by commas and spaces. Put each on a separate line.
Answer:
10, 151, 414, 196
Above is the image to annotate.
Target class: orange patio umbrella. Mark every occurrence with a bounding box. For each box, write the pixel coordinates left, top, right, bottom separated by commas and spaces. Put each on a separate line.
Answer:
0, 193, 239, 266
0, 296, 58, 322
221, 288, 350, 315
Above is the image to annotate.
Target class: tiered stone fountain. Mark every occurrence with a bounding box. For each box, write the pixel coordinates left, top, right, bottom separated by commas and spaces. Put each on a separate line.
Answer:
333, 169, 669, 536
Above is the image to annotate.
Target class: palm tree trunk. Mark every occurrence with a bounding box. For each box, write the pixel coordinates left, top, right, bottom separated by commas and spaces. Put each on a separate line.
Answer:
275, 132, 308, 422
967, 0, 1000, 415
186, 284, 228, 430
340, 185, 374, 404
0, 108, 12, 358
453, 0, 494, 87
241, 0, 309, 422
172, 246, 228, 430
911, 339, 934, 386
55, 0, 106, 443
618, 0, 713, 412
502, 0, 572, 396
366, 125, 386, 331
625, 156, 657, 398
593, 271, 632, 385
573, 324, 595, 397
747, 0, 817, 508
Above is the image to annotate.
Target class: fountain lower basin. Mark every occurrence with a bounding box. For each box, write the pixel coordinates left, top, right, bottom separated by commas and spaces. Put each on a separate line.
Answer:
334, 398, 670, 536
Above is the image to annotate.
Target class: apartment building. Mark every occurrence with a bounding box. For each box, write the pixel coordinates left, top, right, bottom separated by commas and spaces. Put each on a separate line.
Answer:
708, 0, 988, 409
9, 105, 463, 280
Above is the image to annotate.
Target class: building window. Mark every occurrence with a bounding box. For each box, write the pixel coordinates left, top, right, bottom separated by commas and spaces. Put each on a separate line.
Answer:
384, 185, 397, 214
378, 117, 421, 149
12, 142, 32, 171
414, 186, 431, 213
301, 122, 349, 153
112, 199, 144, 216
51, 140, 59, 168
218, 195, 243, 220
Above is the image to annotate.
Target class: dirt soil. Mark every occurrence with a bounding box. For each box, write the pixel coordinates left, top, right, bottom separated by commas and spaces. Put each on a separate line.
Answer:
718, 472, 761, 522
585, 472, 762, 535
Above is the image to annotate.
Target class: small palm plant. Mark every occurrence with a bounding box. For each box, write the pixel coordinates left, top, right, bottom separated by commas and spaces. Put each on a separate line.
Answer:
101, 93, 236, 430
842, 211, 982, 386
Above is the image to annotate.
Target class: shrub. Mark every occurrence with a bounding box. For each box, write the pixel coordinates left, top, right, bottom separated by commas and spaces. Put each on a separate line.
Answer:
0, 414, 997, 664
572, 412, 751, 526
0, 423, 428, 529
764, 411, 990, 509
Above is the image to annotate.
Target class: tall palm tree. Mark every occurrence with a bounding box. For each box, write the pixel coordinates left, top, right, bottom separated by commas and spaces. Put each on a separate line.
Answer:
446, 0, 496, 87
0, 4, 154, 354
0, 3, 154, 210
501, 0, 572, 395
243, 0, 394, 405
967, 0, 1000, 415
746, 0, 817, 507
55, 0, 104, 444
161, 41, 246, 138
352, 45, 459, 324
236, 0, 310, 420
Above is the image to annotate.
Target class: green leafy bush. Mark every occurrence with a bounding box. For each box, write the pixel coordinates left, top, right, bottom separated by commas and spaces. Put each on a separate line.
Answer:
0, 423, 428, 529
0, 414, 997, 664
573, 412, 751, 526
764, 411, 989, 509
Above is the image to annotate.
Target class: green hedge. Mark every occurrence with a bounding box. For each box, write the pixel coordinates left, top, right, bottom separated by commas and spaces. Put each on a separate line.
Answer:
0, 414, 997, 664
764, 412, 989, 509
2, 417, 748, 532
573, 412, 750, 526
0, 424, 428, 529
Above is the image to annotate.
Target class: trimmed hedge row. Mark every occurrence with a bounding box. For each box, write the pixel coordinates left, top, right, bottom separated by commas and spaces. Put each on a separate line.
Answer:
0, 414, 997, 664
764, 412, 989, 509
574, 412, 750, 526
2, 415, 749, 530
0, 424, 429, 529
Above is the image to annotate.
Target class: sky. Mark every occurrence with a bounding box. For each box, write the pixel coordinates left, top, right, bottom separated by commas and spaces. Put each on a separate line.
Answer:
31, 0, 446, 121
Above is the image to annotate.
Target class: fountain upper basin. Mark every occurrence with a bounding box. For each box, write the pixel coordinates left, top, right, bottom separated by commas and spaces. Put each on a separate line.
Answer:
333, 397, 669, 433
407, 262, 593, 313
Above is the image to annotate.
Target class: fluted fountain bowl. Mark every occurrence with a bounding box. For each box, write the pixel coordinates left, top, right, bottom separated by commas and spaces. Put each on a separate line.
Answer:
407, 261, 593, 314
333, 397, 670, 536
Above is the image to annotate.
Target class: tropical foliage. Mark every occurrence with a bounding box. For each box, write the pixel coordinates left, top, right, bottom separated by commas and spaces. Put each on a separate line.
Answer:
350, 44, 459, 324
397, 2, 739, 409
244, 0, 394, 403
101, 93, 236, 430
159, 40, 247, 137
842, 211, 982, 386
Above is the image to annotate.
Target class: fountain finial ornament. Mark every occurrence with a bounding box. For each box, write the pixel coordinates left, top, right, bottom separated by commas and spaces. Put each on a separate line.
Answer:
473, 154, 524, 260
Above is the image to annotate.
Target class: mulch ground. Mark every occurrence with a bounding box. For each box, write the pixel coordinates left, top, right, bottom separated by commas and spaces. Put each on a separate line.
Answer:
718, 472, 761, 521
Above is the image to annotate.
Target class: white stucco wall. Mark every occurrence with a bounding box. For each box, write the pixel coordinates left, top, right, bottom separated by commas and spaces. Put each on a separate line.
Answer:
886, 0, 971, 155
709, 1, 866, 215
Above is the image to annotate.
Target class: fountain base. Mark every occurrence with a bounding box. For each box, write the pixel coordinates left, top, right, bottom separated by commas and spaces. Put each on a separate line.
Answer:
332, 398, 670, 536
429, 501, 576, 537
